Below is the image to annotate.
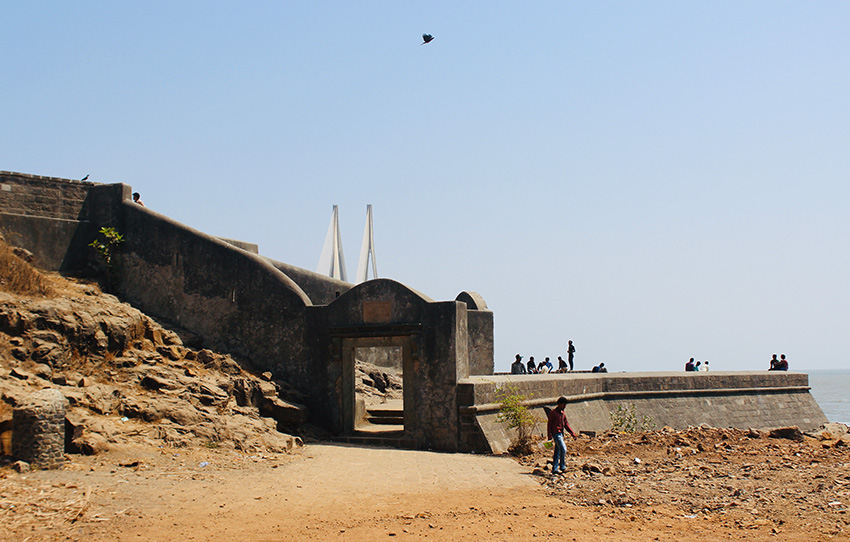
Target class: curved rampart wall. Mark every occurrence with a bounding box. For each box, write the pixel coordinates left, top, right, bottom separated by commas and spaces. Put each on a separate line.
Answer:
113, 200, 325, 395
265, 257, 353, 306
457, 372, 829, 453
0, 171, 339, 409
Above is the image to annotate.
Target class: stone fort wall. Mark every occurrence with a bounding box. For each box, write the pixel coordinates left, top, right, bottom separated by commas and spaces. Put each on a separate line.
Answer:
0, 171, 828, 453
0, 171, 495, 447
457, 371, 829, 453
0, 171, 121, 271
0, 171, 335, 415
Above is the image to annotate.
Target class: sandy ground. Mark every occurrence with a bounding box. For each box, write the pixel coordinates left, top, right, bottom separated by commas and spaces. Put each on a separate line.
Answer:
3, 429, 850, 542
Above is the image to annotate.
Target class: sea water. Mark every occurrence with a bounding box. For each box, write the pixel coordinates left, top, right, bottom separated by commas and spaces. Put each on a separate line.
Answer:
808, 369, 850, 425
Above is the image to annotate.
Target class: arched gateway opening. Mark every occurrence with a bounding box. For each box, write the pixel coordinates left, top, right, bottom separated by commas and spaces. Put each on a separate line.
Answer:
318, 279, 493, 451
337, 331, 417, 438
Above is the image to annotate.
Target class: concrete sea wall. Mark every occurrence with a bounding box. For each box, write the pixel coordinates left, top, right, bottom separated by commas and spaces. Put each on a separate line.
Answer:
458, 371, 829, 453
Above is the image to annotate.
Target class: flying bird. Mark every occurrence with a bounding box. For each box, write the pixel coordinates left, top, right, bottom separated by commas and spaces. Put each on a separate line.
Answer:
81, 175, 89, 181
421, 34, 434, 45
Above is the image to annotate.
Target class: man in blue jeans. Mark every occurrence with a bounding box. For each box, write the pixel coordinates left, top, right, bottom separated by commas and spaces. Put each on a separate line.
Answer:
547, 397, 578, 474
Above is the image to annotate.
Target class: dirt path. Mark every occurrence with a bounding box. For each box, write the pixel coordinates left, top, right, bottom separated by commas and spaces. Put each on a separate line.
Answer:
2, 439, 848, 541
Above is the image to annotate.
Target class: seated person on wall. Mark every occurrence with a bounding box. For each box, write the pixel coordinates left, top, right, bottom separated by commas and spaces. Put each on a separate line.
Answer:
775, 354, 789, 371
538, 357, 553, 374
527, 356, 537, 374
511, 354, 527, 374
685, 357, 695, 371
591, 362, 607, 373
695, 361, 703, 371
769, 354, 779, 370
557, 356, 568, 372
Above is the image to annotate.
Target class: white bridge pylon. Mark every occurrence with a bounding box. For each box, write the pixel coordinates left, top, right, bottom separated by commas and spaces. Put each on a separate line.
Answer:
355, 204, 378, 283
316, 205, 378, 284
316, 205, 347, 282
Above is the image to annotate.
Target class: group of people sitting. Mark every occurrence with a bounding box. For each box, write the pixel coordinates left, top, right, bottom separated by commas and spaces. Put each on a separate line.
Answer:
684, 354, 791, 371
511, 354, 571, 374
510, 354, 608, 374
769, 354, 789, 371
684, 358, 709, 371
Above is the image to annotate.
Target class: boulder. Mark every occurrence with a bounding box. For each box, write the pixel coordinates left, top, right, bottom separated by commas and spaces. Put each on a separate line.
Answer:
12, 246, 34, 263
80, 384, 122, 415
806, 423, 849, 440
145, 325, 164, 347
232, 379, 263, 408
32, 330, 63, 344
32, 343, 65, 365
160, 328, 184, 347
260, 397, 309, 429
64, 414, 86, 453
10, 368, 31, 380
769, 426, 803, 441
157, 344, 184, 361
120, 396, 165, 422
166, 404, 206, 426
72, 432, 109, 455
197, 349, 216, 366
219, 356, 243, 375
259, 380, 278, 398
193, 382, 229, 407
0, 306, 24, 335
140, 374, 181, 391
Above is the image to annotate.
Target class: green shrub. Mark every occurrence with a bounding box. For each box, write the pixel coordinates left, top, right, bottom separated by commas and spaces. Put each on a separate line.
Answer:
496, 385, 540, 455
89, 227, 124, 290
609, 403, 656, 433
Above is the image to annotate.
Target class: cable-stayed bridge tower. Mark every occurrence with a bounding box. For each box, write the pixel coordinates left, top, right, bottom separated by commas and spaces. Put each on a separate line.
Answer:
355, 204, 378, 284
316, 204, 347, 281
317, 204, 379, 283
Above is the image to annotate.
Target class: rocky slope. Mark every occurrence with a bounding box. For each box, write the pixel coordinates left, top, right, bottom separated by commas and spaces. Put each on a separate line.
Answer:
523, 425, 850, 537
0, 263, 309, 458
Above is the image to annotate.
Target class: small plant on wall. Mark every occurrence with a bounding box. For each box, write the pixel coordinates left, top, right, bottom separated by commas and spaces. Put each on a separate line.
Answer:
88, 227, 124, 290
610, 403, 656, 433
496, 384, 540, 456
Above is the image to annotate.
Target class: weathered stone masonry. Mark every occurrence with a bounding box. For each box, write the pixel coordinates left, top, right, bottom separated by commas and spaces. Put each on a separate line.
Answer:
12, 388, 69, 469
457, 371, 828, 453
0, 171, 495, 452
0, 171, 829, 453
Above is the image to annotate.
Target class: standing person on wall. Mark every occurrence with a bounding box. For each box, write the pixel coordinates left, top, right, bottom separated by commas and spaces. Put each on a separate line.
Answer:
547, 397, 578, 474
567, 340, 575, 371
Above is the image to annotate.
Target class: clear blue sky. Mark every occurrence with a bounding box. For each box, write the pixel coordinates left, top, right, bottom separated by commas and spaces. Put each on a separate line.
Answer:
3, 2, 848, 372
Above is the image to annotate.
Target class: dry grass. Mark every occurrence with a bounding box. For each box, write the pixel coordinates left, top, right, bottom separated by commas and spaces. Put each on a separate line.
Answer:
0, 238, 53, 296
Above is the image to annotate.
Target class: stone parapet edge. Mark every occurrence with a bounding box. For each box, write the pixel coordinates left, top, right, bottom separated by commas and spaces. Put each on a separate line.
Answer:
459, 385, 813, 414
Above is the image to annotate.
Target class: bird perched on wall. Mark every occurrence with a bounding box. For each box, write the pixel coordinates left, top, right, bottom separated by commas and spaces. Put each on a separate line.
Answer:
80, 174, 89, 181
421, 33, 434, 45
